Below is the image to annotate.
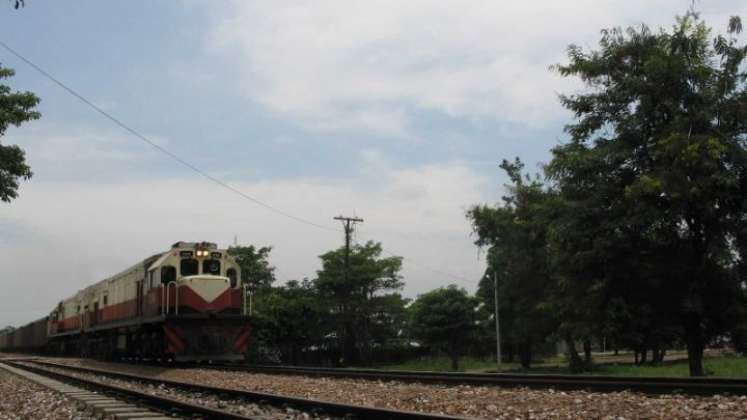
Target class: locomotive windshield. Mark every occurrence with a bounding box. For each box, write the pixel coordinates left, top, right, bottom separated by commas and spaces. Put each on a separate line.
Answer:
203, 259, 221, 275
180, 258, 198, 276
161, 266, 176, 284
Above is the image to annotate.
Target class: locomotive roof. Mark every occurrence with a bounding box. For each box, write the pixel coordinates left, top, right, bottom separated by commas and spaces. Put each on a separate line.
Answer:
66, 252, 165, 301
55, 242, 228, 307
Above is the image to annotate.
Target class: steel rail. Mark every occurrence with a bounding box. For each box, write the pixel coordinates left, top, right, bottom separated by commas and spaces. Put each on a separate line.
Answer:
188, 363, 747, 395
7, 361, 256, 419
25, 360, 465, 420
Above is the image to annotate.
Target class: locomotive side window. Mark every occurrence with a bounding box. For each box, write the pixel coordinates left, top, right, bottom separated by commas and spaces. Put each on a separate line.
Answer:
203, 259, 221, 275
227, 268, 237, 288
161, 265, 177, 283
180, 259, 198, 276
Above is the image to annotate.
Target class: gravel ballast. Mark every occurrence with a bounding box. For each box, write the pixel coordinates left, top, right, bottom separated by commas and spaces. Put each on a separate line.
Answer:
43, 359, 747, 419
25, 363, 339, 419
0, 367, 93, 420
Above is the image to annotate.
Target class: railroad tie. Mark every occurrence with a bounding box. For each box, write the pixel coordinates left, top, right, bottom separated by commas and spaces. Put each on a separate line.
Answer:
0, 363, 179, 419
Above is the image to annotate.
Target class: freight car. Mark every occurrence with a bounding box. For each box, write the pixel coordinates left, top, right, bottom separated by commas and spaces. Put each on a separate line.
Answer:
0, 317, 48, 353
0, 241, 252, 361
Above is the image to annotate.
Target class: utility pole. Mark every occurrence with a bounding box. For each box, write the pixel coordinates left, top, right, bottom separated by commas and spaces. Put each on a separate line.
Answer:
334, 215, 364, 283
334, 215, 364, 365
494, 272, 502, 372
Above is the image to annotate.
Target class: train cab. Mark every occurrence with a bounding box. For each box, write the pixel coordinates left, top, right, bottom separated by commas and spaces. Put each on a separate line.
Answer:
146, 241, 244, 317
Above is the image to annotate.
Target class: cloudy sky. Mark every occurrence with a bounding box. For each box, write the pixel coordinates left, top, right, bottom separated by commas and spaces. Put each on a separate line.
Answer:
1, 1, 744, 326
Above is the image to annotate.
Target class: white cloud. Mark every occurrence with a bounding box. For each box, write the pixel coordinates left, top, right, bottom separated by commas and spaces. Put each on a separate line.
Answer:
31, 134, 136, 163
4, 123, 172, 181
207, 0, 742, 136
0, 154, 491, 325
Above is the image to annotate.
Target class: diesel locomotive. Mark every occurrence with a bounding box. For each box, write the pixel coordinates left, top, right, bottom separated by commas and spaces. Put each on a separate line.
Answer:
0, 241, 252, 361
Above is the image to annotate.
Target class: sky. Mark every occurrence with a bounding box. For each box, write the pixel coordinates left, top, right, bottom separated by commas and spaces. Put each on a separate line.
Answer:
1, 0, 745, 326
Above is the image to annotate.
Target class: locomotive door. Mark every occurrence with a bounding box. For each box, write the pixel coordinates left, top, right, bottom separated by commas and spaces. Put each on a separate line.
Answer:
136, 280, 144, 316
91, 302, 99, 326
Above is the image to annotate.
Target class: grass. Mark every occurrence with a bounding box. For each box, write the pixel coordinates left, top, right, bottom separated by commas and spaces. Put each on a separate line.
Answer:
378, 353, 747, 377
378, 356, 519, 372
596, 356, 747, 378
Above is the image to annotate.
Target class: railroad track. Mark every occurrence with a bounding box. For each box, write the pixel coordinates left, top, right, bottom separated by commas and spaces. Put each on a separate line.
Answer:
189, 363, 747, 396
12, 360, 464, 419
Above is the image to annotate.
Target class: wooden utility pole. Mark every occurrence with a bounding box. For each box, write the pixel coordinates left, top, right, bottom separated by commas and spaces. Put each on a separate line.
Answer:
334, 215, 363, 365
494, 272, 502, 372
334, 215, 364, 282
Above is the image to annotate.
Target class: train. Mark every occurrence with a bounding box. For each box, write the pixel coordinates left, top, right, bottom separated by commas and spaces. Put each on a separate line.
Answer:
0, 241, 252, 361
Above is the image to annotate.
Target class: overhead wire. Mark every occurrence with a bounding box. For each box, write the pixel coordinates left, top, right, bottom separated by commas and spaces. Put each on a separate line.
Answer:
0, 40, 479, 285
0, 41, 337, 233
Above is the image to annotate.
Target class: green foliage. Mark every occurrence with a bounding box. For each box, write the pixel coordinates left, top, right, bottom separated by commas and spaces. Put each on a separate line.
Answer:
0, 64, 40, 203
250, 279, 330, 364
409, 285, 478, 370
227, 245, 275, 290
546, 11, 747, 376
314, 240, 405, 365
467, 11, 747, 377
468, 158, 559, 368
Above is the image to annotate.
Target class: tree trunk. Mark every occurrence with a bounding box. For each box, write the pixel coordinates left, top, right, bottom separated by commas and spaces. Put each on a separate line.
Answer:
650, 346, 665, 364
640, 348, 648, 364
519, 339, 532, 369
565, 335, 584, 373
449, 352, 459, 371
342, 320, 358, 366
650, 344, 659, 364
685, 215, 706, 377
506, 344, 515, 363
583, 339, 592, 367
686, 321, 705, 376
448, 339, 461, 371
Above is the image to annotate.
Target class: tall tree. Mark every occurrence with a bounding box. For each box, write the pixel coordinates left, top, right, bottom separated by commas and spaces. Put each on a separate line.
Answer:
468, 158, 558, 369
548, 12, 747, 376
227, 245, 276, 290
0, 64, 40, 203
315, 241, 404, 365
409, 285, 478, 371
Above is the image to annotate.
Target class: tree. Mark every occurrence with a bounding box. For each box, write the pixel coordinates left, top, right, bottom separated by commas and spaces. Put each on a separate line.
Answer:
1, 64, 40, 203
409, 285, 478, 371
251, 279, 330, 364
314, 241, 404, 365
227, 245, 276, 290
468, 158, 558, 369
548, 12, 747, 376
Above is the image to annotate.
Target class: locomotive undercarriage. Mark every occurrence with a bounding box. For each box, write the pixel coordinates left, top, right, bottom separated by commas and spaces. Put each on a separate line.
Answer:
48, 314, 251, 362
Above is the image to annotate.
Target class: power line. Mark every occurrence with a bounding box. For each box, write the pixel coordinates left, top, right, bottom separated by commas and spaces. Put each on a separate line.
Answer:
0, 40, 338, 233
355, 237, 477, 284
0, 41, 479, 286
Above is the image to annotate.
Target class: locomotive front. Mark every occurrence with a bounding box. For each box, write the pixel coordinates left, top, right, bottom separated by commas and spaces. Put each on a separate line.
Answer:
146, 241, 251, 361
